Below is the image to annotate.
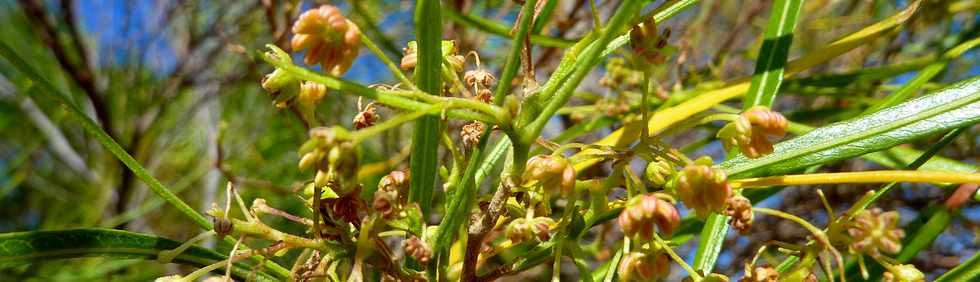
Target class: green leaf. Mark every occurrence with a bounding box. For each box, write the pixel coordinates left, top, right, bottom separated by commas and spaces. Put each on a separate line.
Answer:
744, 0, 804, 108
692, 213, 729, 274
721, 76, 980, 178
0, 229, 276, 281
441, 6, 575, 48
409, 0, 444, 221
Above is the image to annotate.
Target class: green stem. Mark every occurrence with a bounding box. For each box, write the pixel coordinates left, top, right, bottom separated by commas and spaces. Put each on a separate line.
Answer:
356, 29, 416, 89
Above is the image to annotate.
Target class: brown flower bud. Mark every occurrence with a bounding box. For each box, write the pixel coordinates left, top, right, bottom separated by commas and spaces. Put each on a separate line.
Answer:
212, 216, 233, 238
629, 18, 672, 64
848, 208, 905, 256
718, 107, 788, 159
724, 195, 753, 235
353, 103, 378, 130
506, 218, 534, 244
291, 5, 360, 76
373, 188, 399, 219
523, 155, 576, 194
618, 194, 681, 240
618, 252, 671, 281
475, 88, 493, 103
739, 265, 779, 282
676, 164, 732, 218
379, 170, 409, 194
460, 122, 485, 148
403, 236, 432, 263
400, 42, 417, 70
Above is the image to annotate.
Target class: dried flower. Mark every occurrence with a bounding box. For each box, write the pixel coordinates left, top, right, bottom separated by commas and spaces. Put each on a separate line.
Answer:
883, 264, 925, 282
718, 106, 788, 159
522, 155, 576, 194
618, 252, 671, 281
379, 170, 409, 194
475, 88, 493, 103
618, 194, 681, 240
848, 208, 905, 256
461, 122, 485, 148
505, 217, 554, 244
464, 69, 496, 89
644, 158, 675, 187
724, 195, 753, 235
403, 236, 432, 263
676, 164, 731, 218
373, 188, 399, 219
739, 265, 779, 282
353, 103, 378, 130
291, 5, 360, 76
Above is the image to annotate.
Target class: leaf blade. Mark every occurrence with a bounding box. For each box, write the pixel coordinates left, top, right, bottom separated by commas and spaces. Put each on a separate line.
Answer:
744, 0, 804, 108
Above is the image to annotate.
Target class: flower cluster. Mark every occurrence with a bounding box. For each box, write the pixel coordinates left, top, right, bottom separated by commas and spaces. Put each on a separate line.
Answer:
848, 208, 905, 257
717, 106, 788, 159
523, 155, 576, 194
675, 164, 731, 218
618, 194, 681, 240
402, 235, 433, 263
297, 127, 359, 193
372, 170, 408, 219
291, 5, 360, 76
644, 158, 675, 188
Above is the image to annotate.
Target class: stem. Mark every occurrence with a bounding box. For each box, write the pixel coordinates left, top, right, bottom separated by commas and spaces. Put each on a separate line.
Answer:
653, 233, 701, 280
350, 103, 449, 143
752, 208, 829, 244
731, 170, 980, 189
356, 28, 416, 89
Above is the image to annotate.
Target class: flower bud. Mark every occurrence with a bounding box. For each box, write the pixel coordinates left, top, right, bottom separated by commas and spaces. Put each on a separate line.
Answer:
291, 5, 360, 76
883, 264, 925, 282
618, 252, 670, 281
629, 18, 672, 64
676, 164, 731, 218
724, 195, 753, 235
644, 158, 675, 187
506, 218, 534, 244
379, 170, 409, 194
523, 155, 576, 194
476, 88, 493, 103
718, 107, 788, 159
618, 194, 681, 240
400, 42, 417, 70
315, 169, 330, 188
373, 188, 399, 219
461, 122, 485, 148
212, 216, 233, 238
531, 217, 555, 241
848, 208, 904, 256
403, 236, 432, 263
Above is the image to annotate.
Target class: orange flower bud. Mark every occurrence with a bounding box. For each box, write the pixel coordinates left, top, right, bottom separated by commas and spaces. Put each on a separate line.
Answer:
718, 107, 788, 159
676, 164, 731, 218
618, 194, 681, 240
291, 5, 360, 76
619, 252, 671, 281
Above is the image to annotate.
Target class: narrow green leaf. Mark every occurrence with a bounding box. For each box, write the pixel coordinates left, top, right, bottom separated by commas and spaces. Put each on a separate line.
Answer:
721, 76, 980, 178
409, 0, 444, 220
692, 213, 729, 274
441, 6, 575, 48
744, 0, 804, 108
0, 229, 276, 281
936, 249, 980, 282
863, 37, 980, 114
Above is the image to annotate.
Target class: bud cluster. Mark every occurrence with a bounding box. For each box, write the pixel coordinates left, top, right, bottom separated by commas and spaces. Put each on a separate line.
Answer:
400, 40, 465, 73
291, 5, 360, 76
505, 217, 554, 244
372, 170, 409, 219
260, 63, 327, 123
618, 194, 681, 241
848, 208, 905, 257
598, 58, 643, 91
724, 195, 753, 235
523, 155, 576, 195
618, 251, 671, 281
297, 127, 359, 193
717, 106, 788, 159
460, 122, 485, 148
644, 158, 676, 188
676, 164, 731, 218
352, 102, 378, 130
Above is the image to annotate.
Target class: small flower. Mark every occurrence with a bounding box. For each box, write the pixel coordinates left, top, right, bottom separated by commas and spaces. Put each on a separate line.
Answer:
403, 236, 433, 263
883, 264, 925, 282
352, 103, 378, 130
718, 106, 788, 159
506, 217, 533, 243
644, 158, 675, 187
297, 81, 327, 122
848, 208, 905, 256
618, 252, 671, 281
291, 5, 360, 76
373, 188, 399, 219
739, 265, 779, 282
400, 42, 417, 70
724, 195, 753, 235
379, 170, 409, 194
629, 18, 672, 64
475, 88, 493, 103
212, 216, 234, 238
676, 164, 731, 218
523, 155, 576, 194
618, 194, 681, 240
460, 122, 485, 148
